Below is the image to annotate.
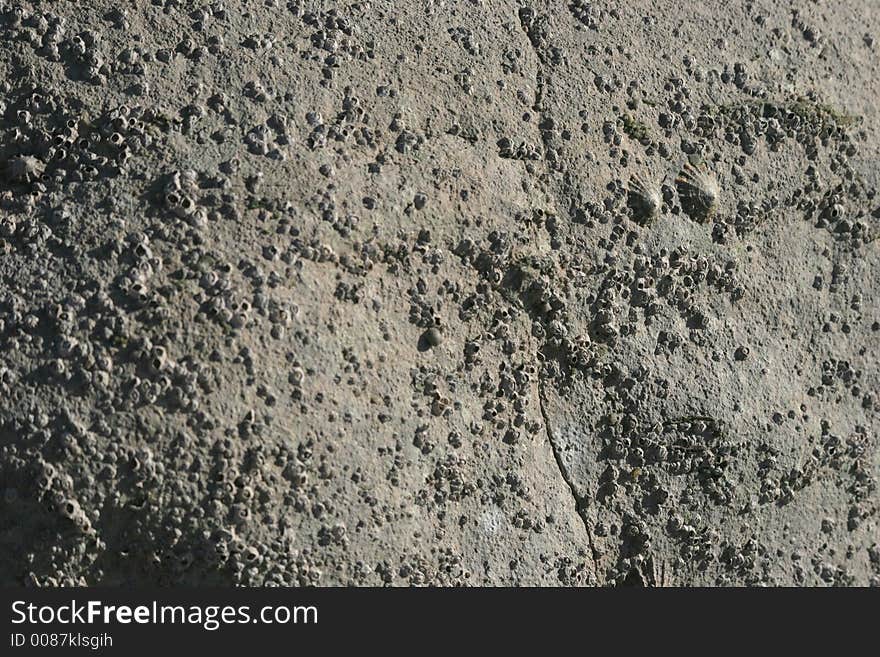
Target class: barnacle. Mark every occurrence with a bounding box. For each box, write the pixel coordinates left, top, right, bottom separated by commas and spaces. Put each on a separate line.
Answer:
3, 155, 45, 183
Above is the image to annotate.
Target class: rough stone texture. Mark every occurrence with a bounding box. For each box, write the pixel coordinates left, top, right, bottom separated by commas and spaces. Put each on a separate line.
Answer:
0, 1, 877, 586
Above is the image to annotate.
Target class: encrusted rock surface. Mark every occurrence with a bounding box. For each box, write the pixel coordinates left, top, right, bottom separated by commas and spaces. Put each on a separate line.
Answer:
0, 1, 877, 586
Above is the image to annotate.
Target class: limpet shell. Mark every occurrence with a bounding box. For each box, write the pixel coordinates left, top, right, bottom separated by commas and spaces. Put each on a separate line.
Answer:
676, 162, 719, 221
627, 175, 662, 222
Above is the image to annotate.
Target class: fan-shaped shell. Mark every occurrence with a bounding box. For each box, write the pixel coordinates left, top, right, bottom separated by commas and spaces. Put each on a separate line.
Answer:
675, 162, 719, 221
627, 175, 662, 222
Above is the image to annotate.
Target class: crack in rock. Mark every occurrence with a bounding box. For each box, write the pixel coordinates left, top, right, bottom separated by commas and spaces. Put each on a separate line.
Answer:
537, 378, 601, 574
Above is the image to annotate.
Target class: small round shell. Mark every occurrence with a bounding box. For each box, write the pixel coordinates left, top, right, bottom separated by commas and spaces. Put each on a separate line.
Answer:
627, 175, 662, 222
675, 162, 719, 221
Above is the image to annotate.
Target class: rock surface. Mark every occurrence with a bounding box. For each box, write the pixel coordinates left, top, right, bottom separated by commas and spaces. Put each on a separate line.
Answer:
0, 1, 877, 586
